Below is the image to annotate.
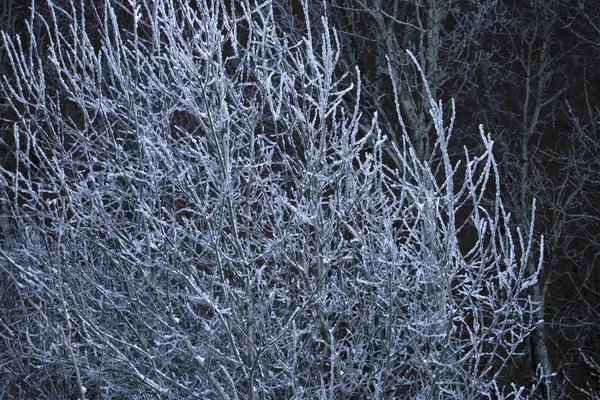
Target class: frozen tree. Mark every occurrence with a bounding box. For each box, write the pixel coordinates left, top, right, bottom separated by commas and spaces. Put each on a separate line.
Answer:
288, 1, 600, 398
1, 0, 543, 398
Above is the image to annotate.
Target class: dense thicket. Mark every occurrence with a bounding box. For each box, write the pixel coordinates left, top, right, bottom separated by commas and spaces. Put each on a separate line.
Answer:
0, 1, 597, 399
291, 1, 600, 398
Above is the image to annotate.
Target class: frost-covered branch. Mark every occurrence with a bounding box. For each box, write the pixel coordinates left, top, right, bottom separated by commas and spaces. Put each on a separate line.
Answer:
1, 1, 542, 398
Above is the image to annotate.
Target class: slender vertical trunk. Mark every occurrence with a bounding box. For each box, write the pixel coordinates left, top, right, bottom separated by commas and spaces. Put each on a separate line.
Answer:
527, 261, 555, 398
520, 13, 557, 396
